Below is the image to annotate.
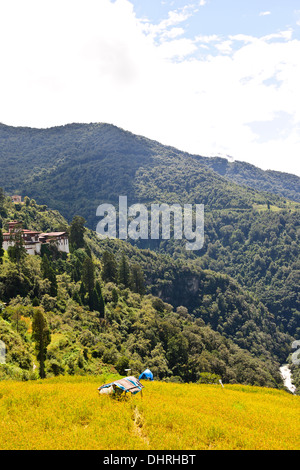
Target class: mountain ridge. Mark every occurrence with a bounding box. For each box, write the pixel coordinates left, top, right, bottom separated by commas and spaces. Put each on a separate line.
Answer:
0, 120, 299, 177
0, 121, 299, 199
0, 193, 288, 388
0, 122, 299, 232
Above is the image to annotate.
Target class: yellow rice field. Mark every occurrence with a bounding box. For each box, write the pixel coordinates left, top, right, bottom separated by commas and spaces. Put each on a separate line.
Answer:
0, 375, 299, 450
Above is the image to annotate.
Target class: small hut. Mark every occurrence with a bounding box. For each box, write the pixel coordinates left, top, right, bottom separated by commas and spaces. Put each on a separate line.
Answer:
98, 376, 144, 396
139, 369, 154, 381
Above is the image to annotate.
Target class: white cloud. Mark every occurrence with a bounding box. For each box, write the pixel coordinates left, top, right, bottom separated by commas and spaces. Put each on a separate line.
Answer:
215, 40, 233, 54
142, 4, 194, 41
161, 27, 185, 40
262, 30, 293, 42
0, 0, 299, 176
195, 34, 220, 43
259, 11, 271, 16
157, 38, 198, 59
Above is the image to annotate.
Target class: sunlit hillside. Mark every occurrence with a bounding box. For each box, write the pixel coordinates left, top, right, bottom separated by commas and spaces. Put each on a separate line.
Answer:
0, 375, 299, 450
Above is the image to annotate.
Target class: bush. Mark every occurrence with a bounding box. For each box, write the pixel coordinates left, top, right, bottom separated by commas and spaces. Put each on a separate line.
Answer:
197, 372, 221, 384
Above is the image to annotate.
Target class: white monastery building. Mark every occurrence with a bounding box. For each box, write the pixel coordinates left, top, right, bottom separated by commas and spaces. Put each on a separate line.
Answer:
2, 221, 69, 255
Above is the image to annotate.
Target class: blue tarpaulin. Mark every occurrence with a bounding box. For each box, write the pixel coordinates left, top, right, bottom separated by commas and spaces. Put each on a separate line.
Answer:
139, 369, 154, 381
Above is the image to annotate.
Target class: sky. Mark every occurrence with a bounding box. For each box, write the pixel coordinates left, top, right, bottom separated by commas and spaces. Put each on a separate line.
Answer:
0, 0, 300, 176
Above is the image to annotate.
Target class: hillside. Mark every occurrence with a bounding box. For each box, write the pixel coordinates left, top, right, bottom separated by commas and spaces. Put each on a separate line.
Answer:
0, 376, 299, 450
86, 202, 300, 343
129, 208, 300, 339
0, 122, 299, 345
200, 156, 300, 204
0, 117, 299, 394
0, 122, 299, 229
0, 194, 292, 389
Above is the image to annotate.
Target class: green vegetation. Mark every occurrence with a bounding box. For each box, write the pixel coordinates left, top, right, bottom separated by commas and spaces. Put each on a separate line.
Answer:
0, 123, 299, 394
134, 208, 300, 339
0, 123, 298, 338
200, 156, 300, 204
0, 194, 292, 388
0, 122, 298, 230
32, 307, 51, 379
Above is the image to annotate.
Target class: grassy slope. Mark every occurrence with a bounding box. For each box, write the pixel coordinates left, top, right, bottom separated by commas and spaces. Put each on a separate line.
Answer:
0, 375, 299, 450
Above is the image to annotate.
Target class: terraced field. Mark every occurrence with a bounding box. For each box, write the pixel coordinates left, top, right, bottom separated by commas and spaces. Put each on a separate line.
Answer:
0, 375, 299, 450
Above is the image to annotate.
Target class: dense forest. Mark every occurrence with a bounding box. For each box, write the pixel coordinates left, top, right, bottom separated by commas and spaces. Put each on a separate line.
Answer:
131, 208, 300, 339
0, 122, 299, 229
0, 122, 299, 393
0, 193, 294, 390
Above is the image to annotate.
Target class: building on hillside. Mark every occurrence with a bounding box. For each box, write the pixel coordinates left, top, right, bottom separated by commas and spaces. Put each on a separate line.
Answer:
11, 195, 22, 204
39, 232, 69, 254
2, 221, 69, 255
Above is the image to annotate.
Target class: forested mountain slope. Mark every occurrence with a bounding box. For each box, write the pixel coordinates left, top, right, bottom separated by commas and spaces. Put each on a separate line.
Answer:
0, 122, 299, 390
200, 156, 300, 204
0, 194, 292, 389
131, 208, 300, 338
0, 122, 299, 229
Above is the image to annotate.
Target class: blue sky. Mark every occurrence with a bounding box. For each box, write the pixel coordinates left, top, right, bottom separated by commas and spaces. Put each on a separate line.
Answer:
0, 0, 299, 175
130, 0, 300, 38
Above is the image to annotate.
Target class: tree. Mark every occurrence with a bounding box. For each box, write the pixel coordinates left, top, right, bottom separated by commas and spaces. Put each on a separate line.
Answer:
79, 281, 86, 305
41, 254, 57, 297
32, 308, 51, 379
167, 333, 189, 377
82, 257, 96, 310
0, 229, 4, 264
115, 356, 130, 375
111, 288, 118, 304
95, 281, 105, 317
7, 222, 26, 267
117, 253, 131, 288
69, 216, 86, 250
101, 251, 117, 283
131, 263, 145, 295
24, 196, 30, 207
82, 257, 95, 295
89, 283, 105, 317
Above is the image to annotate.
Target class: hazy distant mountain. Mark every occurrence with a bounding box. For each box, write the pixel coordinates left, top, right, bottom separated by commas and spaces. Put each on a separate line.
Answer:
200, 156, 300, 204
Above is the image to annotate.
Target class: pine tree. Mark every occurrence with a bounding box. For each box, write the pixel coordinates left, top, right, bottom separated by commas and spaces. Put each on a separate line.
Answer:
101, 251, 117, 283
111, 288, 118, 304
71, 258, 81, 282
41, 254, 57, 297
95, 281, 105, 317
82, 257, 96, 310
82, 257, 95, 295
117, 253, 131, 288
7, 222, 26, 266
90, 287, 105, 316
32, 308, 51, 379
41, 254, 51, 278
131, 263, 145, 295
79, 281, 86, 305
69, 215, 86, 250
